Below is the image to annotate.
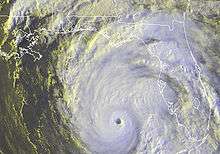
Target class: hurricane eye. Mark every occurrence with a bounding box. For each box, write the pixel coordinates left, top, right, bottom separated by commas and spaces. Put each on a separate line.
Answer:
115, 118, 122, 125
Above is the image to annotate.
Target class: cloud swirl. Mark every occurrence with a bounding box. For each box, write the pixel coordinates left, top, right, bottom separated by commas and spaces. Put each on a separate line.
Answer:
58, 11, 219, 153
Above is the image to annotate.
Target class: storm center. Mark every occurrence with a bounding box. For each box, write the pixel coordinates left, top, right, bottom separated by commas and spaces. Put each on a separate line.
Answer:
115, 118, 122, 125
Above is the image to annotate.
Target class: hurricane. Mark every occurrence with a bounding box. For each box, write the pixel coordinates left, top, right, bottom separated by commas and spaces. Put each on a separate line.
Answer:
0, 0, 219, 154
57, 11, 220, 153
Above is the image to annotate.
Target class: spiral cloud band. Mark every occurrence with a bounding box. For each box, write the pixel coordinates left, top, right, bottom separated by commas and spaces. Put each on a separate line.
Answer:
58, 11, 219, 154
